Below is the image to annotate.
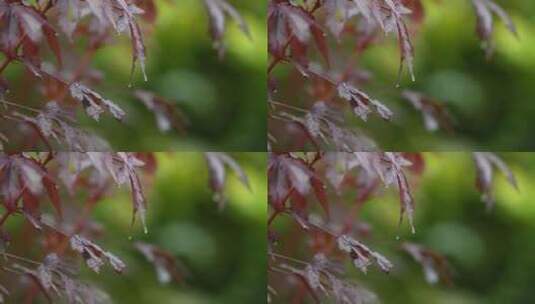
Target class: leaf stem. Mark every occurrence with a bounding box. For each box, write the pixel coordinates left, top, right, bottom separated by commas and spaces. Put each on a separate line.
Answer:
269, 252, 309, 266
0, 211, 13, 227
0, 59, 11, 74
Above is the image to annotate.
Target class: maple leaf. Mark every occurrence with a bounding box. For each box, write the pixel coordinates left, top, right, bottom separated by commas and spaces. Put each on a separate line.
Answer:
205, 152, 250, 209
337, 234, 393, 274
55, 152, 148, 232
0, 153, 63, 218
471, 0, 517, 58
0, 3, 62, 65
203, 0, 251, 58
134, 241, 186, 284
401, 90, 453, 133
0, 283, 8, 303
134, 90, 188, 133
268, 1, 329, 66
16, 101, 111, 151
351, 152, 416, 232
473, 152, 518, 211
337, 82, 393, 121
88, 0, 148, 80
339, 0, 416, 81
329, 275, 377, 304
401, 242, 452, 285
113, 152, 148, 233
268, 153, 313, 212
323, 0, 360, 38
70, 234, 126, 273
69, 83, 126, 121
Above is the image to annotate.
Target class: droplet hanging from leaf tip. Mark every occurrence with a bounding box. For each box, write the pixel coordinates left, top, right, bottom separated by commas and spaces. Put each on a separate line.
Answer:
141, 214, 148, 234
408, 60, 416, 82
395, 220, 402, 239
409, 214, 416, 234
142, 69, 148, 82
396, 62, 403, 88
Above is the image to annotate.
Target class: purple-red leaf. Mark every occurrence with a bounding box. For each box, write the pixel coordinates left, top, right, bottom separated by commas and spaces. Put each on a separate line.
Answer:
70, 234, 126, 274
473, 152, 517, 210
205, 152, 250, 209
203, 0, 250, 58
135, 241, 185, 284
42, 176, 62, 219
69, 83, 126, 121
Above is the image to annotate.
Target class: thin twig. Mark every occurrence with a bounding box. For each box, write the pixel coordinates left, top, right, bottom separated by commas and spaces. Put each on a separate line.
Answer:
0, 100, 41, 113
269, 252, 309, 266
1, 253, 42, 266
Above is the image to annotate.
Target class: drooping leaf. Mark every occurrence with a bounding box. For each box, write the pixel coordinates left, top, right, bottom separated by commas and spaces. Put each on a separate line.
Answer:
0, 3, 62, 65
337, 82, 393, 121
337, 234, 393, 274
205, 152, 250, 209
134, 241, 185, 284
473, 152, 517, 210
69, 83, 125, 121
471, 0, 517, 57
268, 2, 329, 66
203, 0, 250, 58
134, 90, 188, 133
401, 242, 452, 285
401, 90, 453, 133
70, 234, 126, 273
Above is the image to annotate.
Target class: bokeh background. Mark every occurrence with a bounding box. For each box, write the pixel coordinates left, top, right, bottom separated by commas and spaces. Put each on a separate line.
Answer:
359, 0, 535, 150
90, 0, 267, 150
71, 153, 265, 303
271, 152, 535, 303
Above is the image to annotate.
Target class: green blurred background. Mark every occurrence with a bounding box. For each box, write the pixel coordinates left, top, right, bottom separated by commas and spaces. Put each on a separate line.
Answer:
90, 0, 267, 150
78, 153, 266, 303
271, 153, 535, 303
359, 0, 535, 150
